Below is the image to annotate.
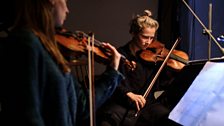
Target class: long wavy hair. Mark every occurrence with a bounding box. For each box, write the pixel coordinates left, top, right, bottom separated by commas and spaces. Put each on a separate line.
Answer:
12, 0, 70, 73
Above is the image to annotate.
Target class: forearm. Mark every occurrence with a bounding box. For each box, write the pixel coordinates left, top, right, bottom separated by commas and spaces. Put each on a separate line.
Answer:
94, 66, 123, 108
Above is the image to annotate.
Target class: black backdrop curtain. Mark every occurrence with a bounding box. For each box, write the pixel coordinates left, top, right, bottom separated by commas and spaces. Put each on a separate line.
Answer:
157, 0, 180, 49
157, 0, 224, 60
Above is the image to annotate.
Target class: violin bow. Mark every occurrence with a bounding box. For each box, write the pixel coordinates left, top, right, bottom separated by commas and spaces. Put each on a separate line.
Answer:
135, 37, 182, 117
88, 34, 96, 126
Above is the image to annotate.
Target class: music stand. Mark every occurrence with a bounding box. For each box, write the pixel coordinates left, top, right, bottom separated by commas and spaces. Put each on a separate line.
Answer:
162, 57, 224, 110
163, 61, 204, 110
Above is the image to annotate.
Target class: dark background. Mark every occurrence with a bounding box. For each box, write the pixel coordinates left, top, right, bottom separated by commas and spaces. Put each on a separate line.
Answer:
64, 0, 158, 74
1, 0, 224, 74
63, 0, 224, 74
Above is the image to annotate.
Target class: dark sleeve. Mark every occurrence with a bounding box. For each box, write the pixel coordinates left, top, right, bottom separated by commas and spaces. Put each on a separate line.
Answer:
113, 45, 135, 104
108, 44, 130, 103
70, 74, 87, 125
1, 32, 45, 126
112, 62, 134, 105
94, 66, 124, 109
75, 66, 124, 122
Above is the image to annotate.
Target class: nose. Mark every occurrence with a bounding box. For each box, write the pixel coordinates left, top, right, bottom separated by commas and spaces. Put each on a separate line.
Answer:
66, 5, 69, 14
145, 38, 153, 45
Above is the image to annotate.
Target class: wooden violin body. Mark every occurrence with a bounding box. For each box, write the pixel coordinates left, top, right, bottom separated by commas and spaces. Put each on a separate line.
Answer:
55, 27, 111, 62
139, 40, 189, 71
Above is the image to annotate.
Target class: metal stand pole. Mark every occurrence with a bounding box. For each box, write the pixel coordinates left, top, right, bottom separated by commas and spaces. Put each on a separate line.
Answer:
182, 0, 224, 55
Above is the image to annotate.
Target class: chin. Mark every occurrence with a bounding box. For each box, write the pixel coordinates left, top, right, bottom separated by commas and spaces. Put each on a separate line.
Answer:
141, 46, 148, 50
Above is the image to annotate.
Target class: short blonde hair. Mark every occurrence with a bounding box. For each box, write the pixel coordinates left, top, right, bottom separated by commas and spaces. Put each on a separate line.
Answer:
129, 10, 159, 34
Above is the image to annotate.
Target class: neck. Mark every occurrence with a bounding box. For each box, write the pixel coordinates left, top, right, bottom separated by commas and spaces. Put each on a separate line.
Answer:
129, 40, 141, 56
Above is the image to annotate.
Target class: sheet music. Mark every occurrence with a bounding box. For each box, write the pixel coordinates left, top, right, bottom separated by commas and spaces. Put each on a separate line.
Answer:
169, 61, 224, 126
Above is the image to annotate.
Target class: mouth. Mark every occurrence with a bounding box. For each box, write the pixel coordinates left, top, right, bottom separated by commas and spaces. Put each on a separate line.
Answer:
141, 45, 148, 50
143, 43, 149, 47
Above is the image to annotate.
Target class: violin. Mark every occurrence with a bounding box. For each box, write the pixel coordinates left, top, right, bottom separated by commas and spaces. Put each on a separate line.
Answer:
55, 27, 136, 70
139, 39, 189, 71
55, 27, 109, 60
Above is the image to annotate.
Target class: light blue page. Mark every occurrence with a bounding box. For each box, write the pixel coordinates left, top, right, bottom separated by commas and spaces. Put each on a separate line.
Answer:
169, 61, 224, 126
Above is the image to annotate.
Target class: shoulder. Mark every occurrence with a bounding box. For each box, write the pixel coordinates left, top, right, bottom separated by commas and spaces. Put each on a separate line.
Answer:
8, 28, 45, 54
9, 28, 39, 45
117, 43, 128, 51
117, 42, 131, 56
